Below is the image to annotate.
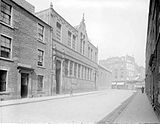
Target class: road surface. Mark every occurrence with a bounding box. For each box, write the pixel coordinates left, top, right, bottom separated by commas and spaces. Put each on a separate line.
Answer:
0, 89, 133, 123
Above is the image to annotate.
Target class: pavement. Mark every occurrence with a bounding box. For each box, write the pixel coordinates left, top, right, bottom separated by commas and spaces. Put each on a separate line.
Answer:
0, 89, 134, 123
114, 92, 160, 123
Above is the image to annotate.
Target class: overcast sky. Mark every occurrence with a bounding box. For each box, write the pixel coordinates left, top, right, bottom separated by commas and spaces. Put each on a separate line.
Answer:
26, 0, 149, 67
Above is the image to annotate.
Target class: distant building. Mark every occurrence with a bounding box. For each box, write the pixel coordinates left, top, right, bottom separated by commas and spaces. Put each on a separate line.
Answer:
99, 55, 145, 89
97, 65, 112, 90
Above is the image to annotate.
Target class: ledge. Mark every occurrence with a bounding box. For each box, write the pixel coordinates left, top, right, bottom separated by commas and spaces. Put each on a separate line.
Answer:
0, 57, 14, 62
0, 21, 14, 30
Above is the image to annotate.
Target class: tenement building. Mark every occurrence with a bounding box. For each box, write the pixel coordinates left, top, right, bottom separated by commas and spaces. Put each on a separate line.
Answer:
99, 55, 145, 89
36, 4, 98, 94
146, 0, 160, 114
0, 0, 53, 100
0, 0, 101, 100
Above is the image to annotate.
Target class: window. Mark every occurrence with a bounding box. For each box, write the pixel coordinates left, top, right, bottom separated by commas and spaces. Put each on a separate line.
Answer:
64, 59, 68, 76
95, 52, 97, 62
38, 24, 44, 41
0, 35, 11, 59
72, 35, 76, 50
0, 0, 12, 25
74, 63, 77, 77
37, 75, 43, 91
91, 49, 93, 60
68, 31, 71, 47
87, 68, 89, 80
80, 33, 83, 53
80, 40, 82, 53
70, 61, 73, 76
83, 41, 85, 55
88, 46, 90, 58
56, 22, 61, 42
78, 64, 81, 78
84, 67, 87, 80
0, 70, 7, 92
38, 49, 44, 66
81, 66, 84, 79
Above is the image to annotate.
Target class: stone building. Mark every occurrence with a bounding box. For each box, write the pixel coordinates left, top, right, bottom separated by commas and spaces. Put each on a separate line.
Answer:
99, 55, 144, 89
97, 65, 112, 90
36, 4, 98, 94
0, 0, 100, 100
145, 0, 160, 114
0, 0, 53, 100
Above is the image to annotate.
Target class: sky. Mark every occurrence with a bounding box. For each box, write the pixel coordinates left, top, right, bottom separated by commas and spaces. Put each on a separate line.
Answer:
26, 0, 150, 67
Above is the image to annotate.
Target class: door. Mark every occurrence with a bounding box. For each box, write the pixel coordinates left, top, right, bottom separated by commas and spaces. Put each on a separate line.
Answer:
21, 73, 29, 98
56, 60, 61, 94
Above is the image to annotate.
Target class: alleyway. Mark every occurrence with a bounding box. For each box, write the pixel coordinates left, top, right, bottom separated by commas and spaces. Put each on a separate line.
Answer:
0, 89, 133, 123
114, 92, 159, 123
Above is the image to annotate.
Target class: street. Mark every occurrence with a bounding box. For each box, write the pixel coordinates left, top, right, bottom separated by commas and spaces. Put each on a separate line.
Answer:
0, 89, 133, 123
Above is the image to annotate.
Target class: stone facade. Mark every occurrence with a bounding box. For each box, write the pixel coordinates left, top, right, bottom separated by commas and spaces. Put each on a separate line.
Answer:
97, 65, 112, 90
99, 55, 145, 89
0, 0, 52, 100
145, 0, 160, 114
36, 5, 98, 94
0, 0, 101, 100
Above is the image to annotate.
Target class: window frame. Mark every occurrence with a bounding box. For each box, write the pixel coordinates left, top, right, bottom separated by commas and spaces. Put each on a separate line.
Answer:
0, 0, 12, 26
37, 75, 44, 91
37, 49, 44, 67
56, 22, 62, 42
68, 31, 72, 47
37, 23, 45, 42
72, 35, 76, 50
0, 68, 8, 92
0, 34, 12, 59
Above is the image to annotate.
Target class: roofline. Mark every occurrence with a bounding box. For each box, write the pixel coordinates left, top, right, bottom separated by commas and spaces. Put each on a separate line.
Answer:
46, 8, 78, 32
10, 0, 52, 28
98, 65, 112, 73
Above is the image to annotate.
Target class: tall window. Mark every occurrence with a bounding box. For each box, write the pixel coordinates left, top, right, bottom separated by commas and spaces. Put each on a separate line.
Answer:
64, 59, 68, 76
68, 31, 71, 47
80, 33, 83, 53
95, 52, 97, 62
83, 41, 85, 55
70, 61, 73, 76
72, 35, 76, 50
37, 75, 43, 91
87, 68, 89, 80
0, 0, 12, 25
78, 64, 81, 78
84, 67, 87, 80
0, 35, 11, 59
74, 63, 77, 77
88, 46, 90, 58
0, 70, 7, 92
56, 22, 62, 42
38, 49, 44, 66
91, 49, 93, 60
38, 24, 44, 41
81, 66, 84, 79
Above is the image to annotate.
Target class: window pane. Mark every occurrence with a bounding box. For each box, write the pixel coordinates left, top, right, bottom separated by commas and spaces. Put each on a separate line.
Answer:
38, 50, 44, 66
37, 75, 43, 91
0, 35, 11, 58
38, 24, 44, 41
0, 70, 7, 92
1, 1, 11, 25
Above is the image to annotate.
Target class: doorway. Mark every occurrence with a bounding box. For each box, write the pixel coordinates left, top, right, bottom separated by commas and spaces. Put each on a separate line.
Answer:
21, 73, 29, 98
56, 60, 61, 94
